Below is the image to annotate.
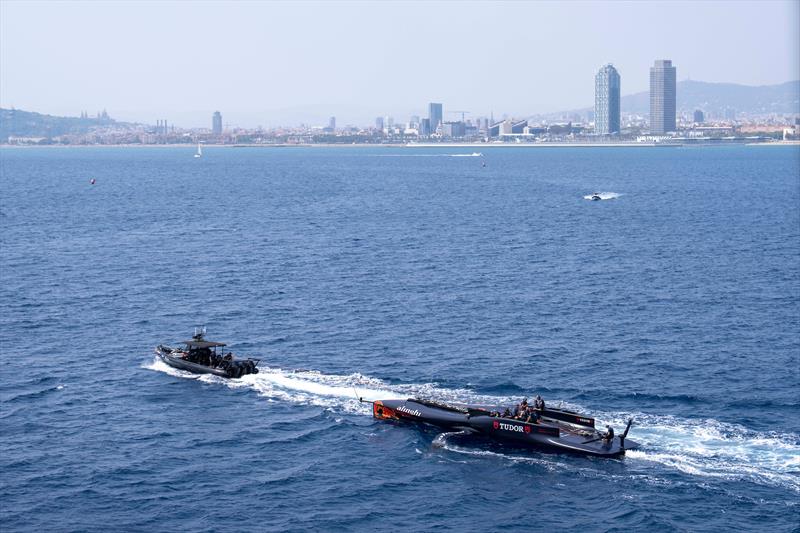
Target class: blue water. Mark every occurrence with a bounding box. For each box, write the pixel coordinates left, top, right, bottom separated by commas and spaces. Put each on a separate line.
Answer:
1, 145, 798, 532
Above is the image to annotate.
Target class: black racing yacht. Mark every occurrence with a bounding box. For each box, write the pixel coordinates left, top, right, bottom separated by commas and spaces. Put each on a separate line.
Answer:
155, 328, 260, 379
362, 397, 637, 457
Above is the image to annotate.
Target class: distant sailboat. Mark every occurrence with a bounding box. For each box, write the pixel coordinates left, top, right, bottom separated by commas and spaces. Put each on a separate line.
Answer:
194, 144, 202, 158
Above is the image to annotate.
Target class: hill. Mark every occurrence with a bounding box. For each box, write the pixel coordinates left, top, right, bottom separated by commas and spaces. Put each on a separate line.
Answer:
624, 79, 800, 115
0, 108, 121, 139
538, 80, 799, 120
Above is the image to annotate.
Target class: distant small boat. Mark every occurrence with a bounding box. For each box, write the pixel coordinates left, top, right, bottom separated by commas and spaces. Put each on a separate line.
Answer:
194, 144, 202, 158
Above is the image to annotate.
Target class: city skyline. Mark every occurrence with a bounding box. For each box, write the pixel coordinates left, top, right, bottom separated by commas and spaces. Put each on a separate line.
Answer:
1, 1, 798, 128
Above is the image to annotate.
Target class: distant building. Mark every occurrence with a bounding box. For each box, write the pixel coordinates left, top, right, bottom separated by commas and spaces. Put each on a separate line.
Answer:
328, 116, 336, 130
724, 108, 736, 121
428, 103, 443, 134
419, 118, 431, 136
693, 110, 704, 123
594, 64, 621, 134
649, 60, 677, 134
442, 121, 466, 138
212, 111, 223, 136
511, 120, 528, 134
375, 116, 384, 130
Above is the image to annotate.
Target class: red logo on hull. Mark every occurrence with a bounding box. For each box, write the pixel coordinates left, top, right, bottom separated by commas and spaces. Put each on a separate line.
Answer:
493, 420, 499, 429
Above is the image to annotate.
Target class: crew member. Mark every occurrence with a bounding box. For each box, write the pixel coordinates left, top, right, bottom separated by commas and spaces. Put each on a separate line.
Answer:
524, 407, 540, 424
513, 398, 528, 418
603, 425, 614, 442
534, 395, 545, 410
518, 399, 529, 419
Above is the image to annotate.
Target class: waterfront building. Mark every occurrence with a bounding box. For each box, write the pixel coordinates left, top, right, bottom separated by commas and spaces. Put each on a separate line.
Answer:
594, 64, 621, 134
649, 60, 677, 134
511, 119, 528, 134
442, 121, 466, 138
212, 111, 223, 136
329, 116, 336, 130
375, 116, 384, 131
428, 103, 443, 134
419, 118, 431, 136
694, 110, 704, 123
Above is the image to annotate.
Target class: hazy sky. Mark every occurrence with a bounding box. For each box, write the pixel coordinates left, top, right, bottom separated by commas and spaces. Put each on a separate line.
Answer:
1, 0, 798, 127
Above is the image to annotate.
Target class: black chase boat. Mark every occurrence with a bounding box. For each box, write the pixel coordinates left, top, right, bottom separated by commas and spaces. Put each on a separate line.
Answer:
362, 397, 637, 457
155, 328, 260, 379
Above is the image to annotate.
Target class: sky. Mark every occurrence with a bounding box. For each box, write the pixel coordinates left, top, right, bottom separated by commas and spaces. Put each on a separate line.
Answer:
1, 0, 798, 128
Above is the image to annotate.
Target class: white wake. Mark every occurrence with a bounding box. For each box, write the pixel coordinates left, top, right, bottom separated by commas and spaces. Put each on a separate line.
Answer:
145, 357, 799, 492
583, 192, 621, 200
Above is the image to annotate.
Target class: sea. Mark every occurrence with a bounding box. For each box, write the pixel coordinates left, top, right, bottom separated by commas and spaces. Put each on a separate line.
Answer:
1, 145, 798, 532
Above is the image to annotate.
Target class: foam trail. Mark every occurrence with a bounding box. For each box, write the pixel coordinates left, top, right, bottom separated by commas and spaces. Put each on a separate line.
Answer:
595, 411, 800, 492
583, 192, 621, 200
145, 358, 799, 491
371, 153, 483, 158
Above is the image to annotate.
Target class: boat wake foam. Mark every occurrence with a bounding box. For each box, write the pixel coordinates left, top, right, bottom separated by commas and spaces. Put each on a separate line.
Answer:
144, 357, 799, 492
583, 192, 621, 200
372, 153, 483, 157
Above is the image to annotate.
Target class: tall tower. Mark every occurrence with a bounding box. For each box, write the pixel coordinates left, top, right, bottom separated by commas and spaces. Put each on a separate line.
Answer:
428, 103, 443, 134
212, 111, 223, 136
594, 64, 621, 135
650, 60, 677, 134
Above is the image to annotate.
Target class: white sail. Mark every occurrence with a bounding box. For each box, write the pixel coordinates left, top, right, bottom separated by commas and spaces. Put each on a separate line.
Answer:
194, 143, 202, 158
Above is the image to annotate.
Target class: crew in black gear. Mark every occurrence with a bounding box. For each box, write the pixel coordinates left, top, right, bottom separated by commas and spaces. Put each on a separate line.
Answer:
534, 395, 545, 410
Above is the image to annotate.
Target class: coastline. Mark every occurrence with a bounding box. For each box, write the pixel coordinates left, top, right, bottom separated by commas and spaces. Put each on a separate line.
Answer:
2, 140, 798, 149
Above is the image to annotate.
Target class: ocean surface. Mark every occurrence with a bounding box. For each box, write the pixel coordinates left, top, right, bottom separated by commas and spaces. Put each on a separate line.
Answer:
1, 145, 798, 532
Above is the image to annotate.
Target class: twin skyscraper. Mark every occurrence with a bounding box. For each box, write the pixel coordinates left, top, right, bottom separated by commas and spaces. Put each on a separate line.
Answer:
595, 60, 677, 135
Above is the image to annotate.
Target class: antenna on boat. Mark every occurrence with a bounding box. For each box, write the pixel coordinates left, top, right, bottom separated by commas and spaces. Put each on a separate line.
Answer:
354, 386, 374, 405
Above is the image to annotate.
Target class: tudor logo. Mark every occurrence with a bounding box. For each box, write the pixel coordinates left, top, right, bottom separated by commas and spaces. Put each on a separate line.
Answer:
524, 425, 531, 433
493, 420, 499, 429
397, 405, 422, 417
496, 422, 525, 433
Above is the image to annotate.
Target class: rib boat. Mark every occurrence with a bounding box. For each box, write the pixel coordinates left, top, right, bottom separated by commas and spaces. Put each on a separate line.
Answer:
155, 328, 260, 379
363, 397, 636, 457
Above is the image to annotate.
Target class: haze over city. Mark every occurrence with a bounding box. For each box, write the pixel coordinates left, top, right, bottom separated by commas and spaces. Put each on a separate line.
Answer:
1, 0, 798, 128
